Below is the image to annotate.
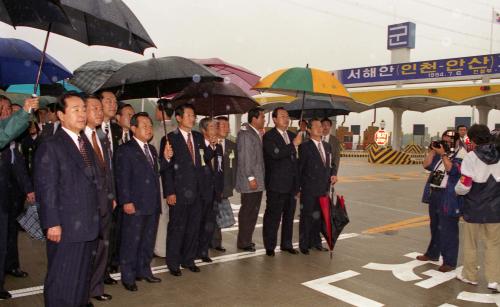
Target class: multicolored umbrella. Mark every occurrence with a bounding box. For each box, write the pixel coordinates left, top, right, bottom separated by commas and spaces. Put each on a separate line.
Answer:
253, 65, 353, 121
253, 66, 351, 98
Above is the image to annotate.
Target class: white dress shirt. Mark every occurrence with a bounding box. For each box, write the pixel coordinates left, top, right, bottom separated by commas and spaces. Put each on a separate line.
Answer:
84, 126, 104, 157
134, 137, 154, 163
62, 127, 80, 149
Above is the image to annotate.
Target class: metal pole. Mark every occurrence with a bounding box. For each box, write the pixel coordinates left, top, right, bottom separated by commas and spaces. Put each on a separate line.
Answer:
34, 23, 52, 96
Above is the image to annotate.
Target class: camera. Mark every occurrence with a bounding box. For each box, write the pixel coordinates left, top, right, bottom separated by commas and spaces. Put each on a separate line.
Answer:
429, 170, 445, 186
430, 140, 450, 153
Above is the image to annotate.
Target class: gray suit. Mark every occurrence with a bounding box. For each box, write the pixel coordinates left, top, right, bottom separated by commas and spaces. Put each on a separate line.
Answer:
324, 134, 341, 175
235, 123, 265, 249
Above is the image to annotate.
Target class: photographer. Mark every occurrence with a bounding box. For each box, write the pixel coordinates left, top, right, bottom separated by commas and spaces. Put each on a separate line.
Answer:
455, 125, 500, 292
417, 130, 466, 272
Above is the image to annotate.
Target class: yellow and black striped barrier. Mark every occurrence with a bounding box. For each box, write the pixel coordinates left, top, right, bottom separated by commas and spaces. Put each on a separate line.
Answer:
368, 146, 414, 165
403, 144, 425, 154
341, 150, 369, 158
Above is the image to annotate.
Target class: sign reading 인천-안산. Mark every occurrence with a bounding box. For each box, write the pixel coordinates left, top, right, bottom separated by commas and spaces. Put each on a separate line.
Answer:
337, 54, 500, 86
387, 22, 416, 50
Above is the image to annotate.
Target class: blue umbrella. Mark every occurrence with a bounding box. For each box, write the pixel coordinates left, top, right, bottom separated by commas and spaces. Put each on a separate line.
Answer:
0, 37, 72, 89
7, 80, 81, 96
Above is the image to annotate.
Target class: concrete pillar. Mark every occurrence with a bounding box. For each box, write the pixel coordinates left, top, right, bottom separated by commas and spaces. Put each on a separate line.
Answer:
232, 114, 242, 138
330, 116, 337, 136
391, 107, 404, 150
476, 105, 491, 126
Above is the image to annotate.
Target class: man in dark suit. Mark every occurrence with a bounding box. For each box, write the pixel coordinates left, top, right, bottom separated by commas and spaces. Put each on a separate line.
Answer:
97, 90, 120, 282
39, 103, 60, 139
321, 118, 341, 175
115, 112, 168, 291
235, 108, 266, 252
115, 104, 135, 146
197, 118, 224, 263
298, 118, 338, 255
84, 96, 115, 302
161, 104, 205, 276
2, 141, 33, 278
20, 122, 40, 177
211, 116, 237, 252
34, 92, 100, 307
262, 108, 302, 256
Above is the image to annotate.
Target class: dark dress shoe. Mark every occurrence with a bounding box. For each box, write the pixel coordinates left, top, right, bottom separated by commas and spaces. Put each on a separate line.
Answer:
315, 246, 329, 252
143, 276, 161, 283
93, 294, 112, 301
6, 268, 28, 278
85, 302, 94, 307
416, 255, 439, 262
438, 265, 455, 273
169, 269, 182, 277
214, 246, 226, 252
122, 283, 138, 292
266, 250, 275, 257
240, 246, 256, 252
250, 242, 256, 247
0, 289, 12, 299
201, 257, 213, 263
281, 248, 299, 255
300, 249, 310, 255
104, 276, 118, 285
181, 264, 201, 273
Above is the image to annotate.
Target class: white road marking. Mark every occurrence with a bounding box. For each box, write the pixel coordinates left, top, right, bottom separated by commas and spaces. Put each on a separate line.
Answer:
415, 267, 463, 289
457, 291, 500, 306
302, 270, 384, 307
7, 233, 360, 299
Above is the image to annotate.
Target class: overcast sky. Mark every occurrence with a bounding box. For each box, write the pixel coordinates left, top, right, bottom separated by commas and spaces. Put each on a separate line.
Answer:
1, 0, 499, 135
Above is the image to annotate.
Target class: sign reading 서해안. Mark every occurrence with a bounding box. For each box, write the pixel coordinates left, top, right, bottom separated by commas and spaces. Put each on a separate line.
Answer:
337, 54, 500, 85
387, 22, 416, 50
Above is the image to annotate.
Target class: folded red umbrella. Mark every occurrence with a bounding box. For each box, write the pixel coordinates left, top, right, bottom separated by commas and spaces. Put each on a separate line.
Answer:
318, 191, 349, 259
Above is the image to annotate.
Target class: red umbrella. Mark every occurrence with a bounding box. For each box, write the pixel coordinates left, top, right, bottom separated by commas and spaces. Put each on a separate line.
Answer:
319, 192, 349, 259
192, 58, 260, 96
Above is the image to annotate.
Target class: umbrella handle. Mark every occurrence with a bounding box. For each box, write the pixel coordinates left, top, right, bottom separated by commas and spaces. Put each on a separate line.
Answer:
34, 23, 52, 96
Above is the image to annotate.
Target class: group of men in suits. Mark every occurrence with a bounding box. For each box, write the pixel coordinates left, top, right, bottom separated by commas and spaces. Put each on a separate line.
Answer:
33, 92, 173, 306
1, 93, 341, 304
235, 107, 340, 256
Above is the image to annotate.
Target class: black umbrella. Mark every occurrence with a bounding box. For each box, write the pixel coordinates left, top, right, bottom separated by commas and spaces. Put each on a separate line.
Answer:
285, 95, 350, 119
1, 0, 155, 94
98, 56, 222, 100
172, 81, 258, 116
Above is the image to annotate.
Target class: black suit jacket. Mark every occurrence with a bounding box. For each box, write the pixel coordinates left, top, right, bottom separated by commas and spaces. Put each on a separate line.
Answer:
114, 139, 161, 216
20, 134, 39, 177
0, 143, 33, 215
34, 129, 100, 243
160, 129, 205, 204
91, 131, 115, 217
298, 139, 335, 198
263, 128, 299, 194
39, 122, 60, 140
199, 142, 224, 202
221, 139, 237, 198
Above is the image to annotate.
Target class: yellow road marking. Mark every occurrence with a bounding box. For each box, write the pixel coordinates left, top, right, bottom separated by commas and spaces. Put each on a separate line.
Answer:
363, 216, 429, 234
